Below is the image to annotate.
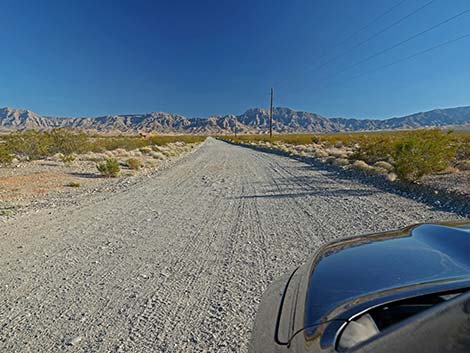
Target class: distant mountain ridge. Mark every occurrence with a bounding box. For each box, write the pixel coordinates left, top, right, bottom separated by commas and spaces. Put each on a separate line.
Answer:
1, 106, 469, 134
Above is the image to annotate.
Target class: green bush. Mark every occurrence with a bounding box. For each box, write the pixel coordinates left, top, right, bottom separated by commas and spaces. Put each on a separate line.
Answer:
353, 136, 394, 164
49, 129, 89, 155
4, 129, 89, 160
218, 129, 467, 182
392, 129, 456, 182
0, 143, 13, 165
455, 136, 470, 161
96, 158, 120, 177
5, 130, 52, 160
1, 130, 205, 161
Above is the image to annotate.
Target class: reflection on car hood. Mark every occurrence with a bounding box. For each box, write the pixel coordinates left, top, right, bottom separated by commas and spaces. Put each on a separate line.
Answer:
304, 223, 470, 328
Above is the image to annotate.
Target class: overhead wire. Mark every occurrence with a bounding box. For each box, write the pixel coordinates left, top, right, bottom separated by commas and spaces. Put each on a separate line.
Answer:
333, 7, 470, 77
274, 0, 435, 89
350, 34, 470, 80
281, 7, 470, 97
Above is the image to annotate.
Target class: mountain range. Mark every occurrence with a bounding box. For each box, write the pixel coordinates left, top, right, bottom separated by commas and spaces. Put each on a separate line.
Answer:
1, 106, 469, 134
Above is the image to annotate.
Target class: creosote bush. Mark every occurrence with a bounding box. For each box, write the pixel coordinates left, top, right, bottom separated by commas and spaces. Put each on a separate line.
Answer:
392, 129, 456, 182
0, 143, 13, 165
96, 158, 120, 177
218, 129, 468, 182
0, 130, 206, 164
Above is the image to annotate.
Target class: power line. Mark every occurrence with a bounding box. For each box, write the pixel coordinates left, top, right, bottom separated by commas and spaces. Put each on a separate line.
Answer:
269, 88, 274, 138
333, 7, 470, 77
289, 6, 470, 94
283, 10, 469, 99
312, 0, 436, 72
338, 0, 409, 46
350, 34, 470, 80
275, 0, 435, 88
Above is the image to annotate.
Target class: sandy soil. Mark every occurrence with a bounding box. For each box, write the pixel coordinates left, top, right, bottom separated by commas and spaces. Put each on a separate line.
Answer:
0, 143, 198, 216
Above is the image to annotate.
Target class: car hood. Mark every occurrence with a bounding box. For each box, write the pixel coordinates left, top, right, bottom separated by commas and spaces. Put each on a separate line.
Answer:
303, 223, 470, 329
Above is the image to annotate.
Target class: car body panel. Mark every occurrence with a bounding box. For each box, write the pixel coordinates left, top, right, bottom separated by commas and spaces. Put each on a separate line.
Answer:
290, 290, 470, 353
304, 223, 470, 328
249, 222, 470, 353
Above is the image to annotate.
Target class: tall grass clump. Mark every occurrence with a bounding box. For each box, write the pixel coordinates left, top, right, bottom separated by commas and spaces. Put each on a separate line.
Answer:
126, 158, 142, 170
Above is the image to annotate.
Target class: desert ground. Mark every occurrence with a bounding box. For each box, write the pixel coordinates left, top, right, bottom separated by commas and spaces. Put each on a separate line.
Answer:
0, 138, 466, 352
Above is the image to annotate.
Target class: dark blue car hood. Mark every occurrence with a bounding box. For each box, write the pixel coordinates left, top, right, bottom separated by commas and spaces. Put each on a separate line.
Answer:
304, 223, 470, 328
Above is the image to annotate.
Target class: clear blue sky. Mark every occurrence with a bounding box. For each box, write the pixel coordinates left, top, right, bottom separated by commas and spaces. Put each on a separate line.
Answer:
1, 0, 469, 119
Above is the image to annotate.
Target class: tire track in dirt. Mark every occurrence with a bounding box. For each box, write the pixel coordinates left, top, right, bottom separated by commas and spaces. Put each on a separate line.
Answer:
0, 138, 464, 352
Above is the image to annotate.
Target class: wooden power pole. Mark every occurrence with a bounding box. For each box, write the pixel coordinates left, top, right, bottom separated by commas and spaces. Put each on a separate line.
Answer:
269, 88, 274, 139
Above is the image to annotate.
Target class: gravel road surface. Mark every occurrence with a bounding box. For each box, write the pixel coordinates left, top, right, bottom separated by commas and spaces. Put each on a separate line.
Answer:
0, 138, 464, 352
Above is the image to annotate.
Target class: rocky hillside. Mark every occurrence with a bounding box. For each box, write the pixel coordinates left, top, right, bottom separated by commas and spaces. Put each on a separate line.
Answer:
1, 105, 470, 134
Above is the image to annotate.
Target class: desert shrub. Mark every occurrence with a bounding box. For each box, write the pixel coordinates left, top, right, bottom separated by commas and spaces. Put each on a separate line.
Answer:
392, 129, 456, 182
65, 181, 81, 187
112, 148, 129, 157
59, 153, 76, 164
1, 131, 205, 162
90, 135, 205, 152
0, 143, 13, 165
370, 166, 389, 175
373, 161, 394, 172
333, 158, 350, 166
96, 158, 120, 177
49, 129, 89, 155
334, 141, 344, 148
4, 129, 89, 160
81, 152, 104, 162
312, 135, 321, 144
455, 136, 470, 161
126, 158, 142, 170
218, 130, 466, 182
5, 130, 53, 160
150, 151, 165, 159
353, 136, 394, 164
314, 149, 329, 158
352, 160, 372, 172
139, 147, 152, 154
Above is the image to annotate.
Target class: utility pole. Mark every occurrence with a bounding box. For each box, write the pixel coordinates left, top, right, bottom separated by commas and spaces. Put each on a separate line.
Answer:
269, 87, 274, 139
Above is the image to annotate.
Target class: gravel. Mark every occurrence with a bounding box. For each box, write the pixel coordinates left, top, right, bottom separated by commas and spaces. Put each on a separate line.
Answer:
0, 138, 466, 352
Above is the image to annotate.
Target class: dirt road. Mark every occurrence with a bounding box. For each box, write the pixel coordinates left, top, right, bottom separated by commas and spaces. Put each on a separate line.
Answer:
0, 138, 463, 352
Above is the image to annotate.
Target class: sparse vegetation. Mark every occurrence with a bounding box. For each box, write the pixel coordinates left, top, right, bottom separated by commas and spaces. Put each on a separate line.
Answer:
59, 153, 76, 164
139, 147, 152, 154
65, 181, 81, 187
218, 129, 469, 182
4, 130, 53, 160
0, 205, 16, 216
96, 158, 121, 177
0, 130, 206, 164
126, 158, 143, 170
